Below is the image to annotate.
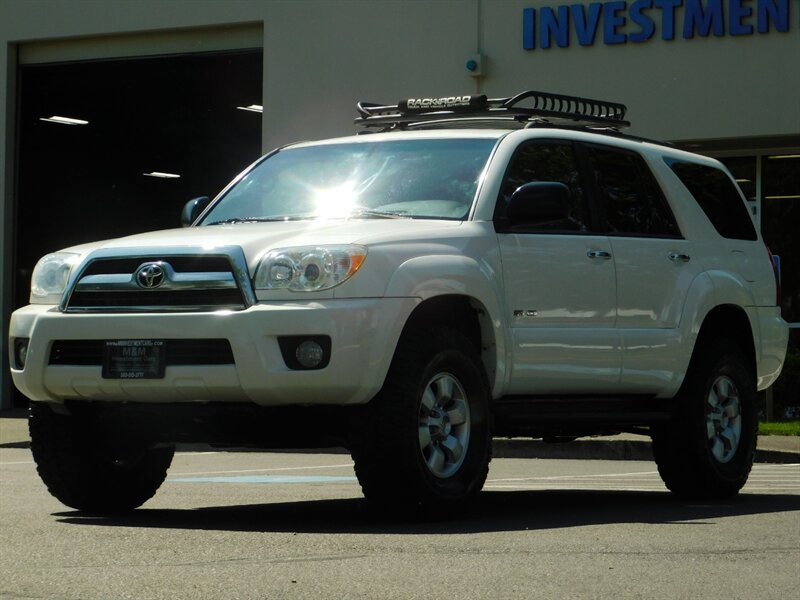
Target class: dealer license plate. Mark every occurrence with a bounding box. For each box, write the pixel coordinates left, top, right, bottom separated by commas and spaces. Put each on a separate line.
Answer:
102, 340, 166, 379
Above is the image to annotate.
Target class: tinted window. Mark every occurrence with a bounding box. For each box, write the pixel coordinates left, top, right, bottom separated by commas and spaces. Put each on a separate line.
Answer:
586, 145, 680, 237
668, 161, 758, 241
496, 141, 590, 232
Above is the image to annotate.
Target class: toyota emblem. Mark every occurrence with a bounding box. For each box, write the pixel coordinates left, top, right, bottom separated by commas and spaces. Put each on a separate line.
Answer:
135, 263, 166, 289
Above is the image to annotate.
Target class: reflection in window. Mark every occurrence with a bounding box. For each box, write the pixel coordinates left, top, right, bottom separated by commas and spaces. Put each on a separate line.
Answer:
497, 142, 590, 232
669, 161, 757, 241
202, 139, 496, 222
586, 145, 679, 238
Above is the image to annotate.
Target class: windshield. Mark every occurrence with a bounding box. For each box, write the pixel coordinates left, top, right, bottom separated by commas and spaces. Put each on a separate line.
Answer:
200, 138, 497, 224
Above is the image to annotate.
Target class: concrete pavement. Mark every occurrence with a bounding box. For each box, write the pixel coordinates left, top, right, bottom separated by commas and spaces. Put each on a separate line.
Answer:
2, 407, 798, 462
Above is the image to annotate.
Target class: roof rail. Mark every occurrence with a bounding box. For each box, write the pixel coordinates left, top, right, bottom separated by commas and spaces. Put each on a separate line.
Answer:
355, 90, 630, 131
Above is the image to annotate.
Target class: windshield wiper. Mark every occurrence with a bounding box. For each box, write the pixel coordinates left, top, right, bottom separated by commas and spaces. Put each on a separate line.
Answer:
350, 207, 409, 219
205, 215, 310, 226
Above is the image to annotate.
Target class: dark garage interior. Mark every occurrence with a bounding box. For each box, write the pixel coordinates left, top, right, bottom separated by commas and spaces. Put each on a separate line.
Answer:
11, 49, 262, 405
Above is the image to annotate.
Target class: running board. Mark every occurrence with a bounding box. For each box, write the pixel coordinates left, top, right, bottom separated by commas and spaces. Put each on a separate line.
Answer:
492, 395, 677, 438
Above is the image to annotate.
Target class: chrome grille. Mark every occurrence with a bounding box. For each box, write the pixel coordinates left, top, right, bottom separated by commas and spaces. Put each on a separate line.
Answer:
62, 247, 254, 312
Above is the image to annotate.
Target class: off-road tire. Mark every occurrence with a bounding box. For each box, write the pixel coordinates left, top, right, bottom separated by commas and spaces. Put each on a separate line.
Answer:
351, 328, 492, 510
652, 338, 757, 500
29, 403, 174, 513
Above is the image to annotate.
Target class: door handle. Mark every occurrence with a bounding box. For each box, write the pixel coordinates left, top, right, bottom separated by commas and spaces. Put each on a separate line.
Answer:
587, 250, 612, 259
669, 252, 691, 263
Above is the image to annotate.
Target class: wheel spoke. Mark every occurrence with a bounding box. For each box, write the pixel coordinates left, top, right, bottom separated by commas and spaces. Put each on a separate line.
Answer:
710, 437, 726, 462
707, 387, 720, 409
706, 420, 717, 440
436, 376, 454, 404
447, 399, 468, 426
427, 446, 446, 474
721, 427, 738, 451
418, 425, 432, 450
724, 399, 740, 419
441, 435, 464, 463
421, 387, 436, 414
716, 378, 731, 401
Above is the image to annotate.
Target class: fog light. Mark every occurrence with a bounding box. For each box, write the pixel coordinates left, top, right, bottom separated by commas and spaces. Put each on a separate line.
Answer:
13, 338, 30, 369
277, 335, 331, 370
296, 341, 324, 368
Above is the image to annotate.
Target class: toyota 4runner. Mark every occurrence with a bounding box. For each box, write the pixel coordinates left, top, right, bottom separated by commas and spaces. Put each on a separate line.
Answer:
9, 91, 789, 512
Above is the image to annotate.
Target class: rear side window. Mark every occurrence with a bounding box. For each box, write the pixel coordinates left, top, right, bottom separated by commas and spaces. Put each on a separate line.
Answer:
585, 145, 680, 238
668, 161, 757, 241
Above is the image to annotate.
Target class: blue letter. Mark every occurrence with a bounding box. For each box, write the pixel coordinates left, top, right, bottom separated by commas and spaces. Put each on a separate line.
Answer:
729, 0, 754, 36
603, 1, 628, 44
757, 0, 789, 33
683, 0, 725, 38
630, 0, 656, 42
540, 5, 570, 48
523, 7, 536, 49
571, 2, 603, 46
654, 0, 682, 40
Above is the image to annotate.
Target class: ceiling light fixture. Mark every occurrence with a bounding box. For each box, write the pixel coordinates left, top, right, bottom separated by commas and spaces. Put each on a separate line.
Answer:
39, 116, 89, 125
143, 171, 181, 179
236, 104, 263, 113
767, 154, 800, 160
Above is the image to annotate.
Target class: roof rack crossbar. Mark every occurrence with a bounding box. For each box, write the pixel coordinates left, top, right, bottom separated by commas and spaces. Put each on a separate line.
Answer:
355, 90, 630, 130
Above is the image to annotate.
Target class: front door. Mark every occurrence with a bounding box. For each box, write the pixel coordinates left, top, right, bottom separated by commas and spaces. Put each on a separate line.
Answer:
495, 141, 620, 394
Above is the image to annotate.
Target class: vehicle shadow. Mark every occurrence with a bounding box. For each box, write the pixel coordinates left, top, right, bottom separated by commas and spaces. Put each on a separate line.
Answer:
54, 489, 800, 535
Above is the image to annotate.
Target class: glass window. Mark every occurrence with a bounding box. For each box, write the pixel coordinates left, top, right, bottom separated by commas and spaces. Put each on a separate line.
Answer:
720, 156, 757, 202
668, 160, 758, 241
201, 138, 497, 223
495, 141, 590, 232
586, 145, 680, 237
762, 154, 800, 323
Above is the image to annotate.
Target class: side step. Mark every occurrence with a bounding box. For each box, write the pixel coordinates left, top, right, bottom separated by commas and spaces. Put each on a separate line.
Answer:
492, 395, 677, 438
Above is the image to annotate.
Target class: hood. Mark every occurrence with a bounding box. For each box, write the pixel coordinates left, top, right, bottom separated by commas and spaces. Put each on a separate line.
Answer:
62, 219, 465, 271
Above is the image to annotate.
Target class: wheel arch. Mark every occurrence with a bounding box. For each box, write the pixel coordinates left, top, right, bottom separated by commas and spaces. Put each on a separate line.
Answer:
397, 294, 502, 396
691, 304, 757, 380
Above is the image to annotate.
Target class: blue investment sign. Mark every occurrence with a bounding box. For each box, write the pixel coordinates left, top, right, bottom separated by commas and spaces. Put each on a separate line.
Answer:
523, 0, 791, 49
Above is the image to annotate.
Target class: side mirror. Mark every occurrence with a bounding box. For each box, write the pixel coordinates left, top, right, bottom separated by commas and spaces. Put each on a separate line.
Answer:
181, 196, 211, 227
507, 182, 570, 225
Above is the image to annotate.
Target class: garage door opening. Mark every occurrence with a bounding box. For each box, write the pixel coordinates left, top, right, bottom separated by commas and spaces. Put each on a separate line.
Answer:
12, 49, 262, 406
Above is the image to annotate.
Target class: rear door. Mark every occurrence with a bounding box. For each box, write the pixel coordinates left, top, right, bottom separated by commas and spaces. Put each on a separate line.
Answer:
581, 143, 702, 393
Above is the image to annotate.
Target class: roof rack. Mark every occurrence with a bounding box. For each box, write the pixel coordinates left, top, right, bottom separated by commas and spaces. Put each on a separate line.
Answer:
355, 90, 630, 131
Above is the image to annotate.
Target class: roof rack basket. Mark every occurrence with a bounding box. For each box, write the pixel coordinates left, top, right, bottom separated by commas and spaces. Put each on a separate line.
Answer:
355, 90, 629, 130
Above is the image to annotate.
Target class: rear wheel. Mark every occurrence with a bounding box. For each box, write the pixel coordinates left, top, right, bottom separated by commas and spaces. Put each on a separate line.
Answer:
351, 328, 492, 510
652, 338, 757, 499
29, 403, 174, 513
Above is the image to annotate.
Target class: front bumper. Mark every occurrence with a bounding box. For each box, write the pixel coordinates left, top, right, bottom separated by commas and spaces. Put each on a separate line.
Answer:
10, 298, 417, 406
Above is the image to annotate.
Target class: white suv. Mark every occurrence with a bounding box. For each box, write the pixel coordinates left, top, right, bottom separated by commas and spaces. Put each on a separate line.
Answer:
9, 91, 789, 512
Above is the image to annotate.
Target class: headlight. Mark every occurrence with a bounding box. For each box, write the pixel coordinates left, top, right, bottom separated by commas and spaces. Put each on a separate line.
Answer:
30, 252, 81, 303
254, 245, 367, 292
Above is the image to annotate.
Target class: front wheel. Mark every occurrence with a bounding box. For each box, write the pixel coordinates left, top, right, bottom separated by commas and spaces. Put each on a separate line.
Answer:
351, 328, 492, 510
29, 403, 174, 513
652, 338, 758, 500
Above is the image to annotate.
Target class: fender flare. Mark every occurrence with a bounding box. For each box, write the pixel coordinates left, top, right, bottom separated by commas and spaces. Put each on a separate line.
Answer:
385, 254, 510, 398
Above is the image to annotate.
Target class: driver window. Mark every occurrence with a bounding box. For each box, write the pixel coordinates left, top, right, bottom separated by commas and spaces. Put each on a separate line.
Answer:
495, 141, 590, 233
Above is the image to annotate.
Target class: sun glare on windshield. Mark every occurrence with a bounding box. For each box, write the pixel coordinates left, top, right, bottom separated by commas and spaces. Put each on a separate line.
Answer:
313, 183, 360, 219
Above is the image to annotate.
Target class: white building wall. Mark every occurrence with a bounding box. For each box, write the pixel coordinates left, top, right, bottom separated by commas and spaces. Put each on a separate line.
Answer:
1, 0, 799, 406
